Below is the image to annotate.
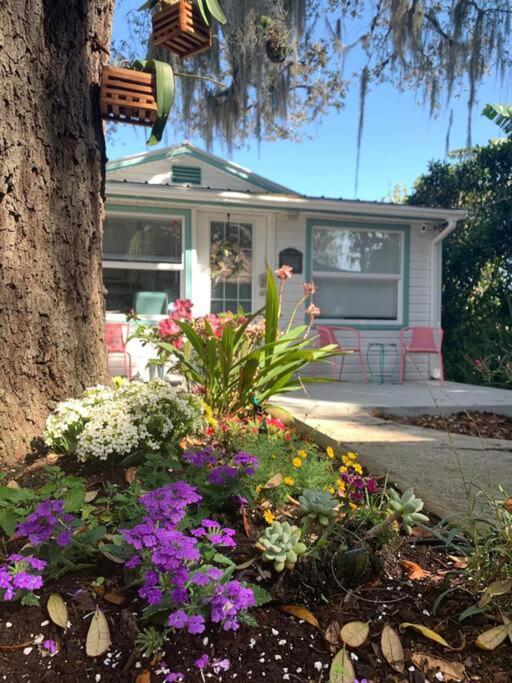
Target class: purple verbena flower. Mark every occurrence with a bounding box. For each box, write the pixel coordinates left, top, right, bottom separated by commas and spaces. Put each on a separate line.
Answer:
194, 654, 210, 669
233, 451, 260, 475
212, 658, 230, 674
168, 609, 188, 629
191, 520, 236, 548
233, 494, 248, 507
42, 639, 58, 654
209, 580, 255, 631
207, 466, 238, 485
165, 674, 184, 682
139, 482, 201, 525
16, 499, 74, 547
183, 448, 217, 468
186, 614, 205, 634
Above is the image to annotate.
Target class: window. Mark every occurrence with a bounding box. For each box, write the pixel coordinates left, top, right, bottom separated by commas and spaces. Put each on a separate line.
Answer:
311, 224, 406, 323
210, 220, 253, 314
103, 215, 183, 315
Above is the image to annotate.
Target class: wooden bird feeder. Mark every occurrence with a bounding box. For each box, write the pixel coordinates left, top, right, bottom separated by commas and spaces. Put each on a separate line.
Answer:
152, 0, 212, 59
100, 66, 158, 127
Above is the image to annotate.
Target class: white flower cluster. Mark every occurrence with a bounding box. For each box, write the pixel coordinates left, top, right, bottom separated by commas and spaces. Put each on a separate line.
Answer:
44, 380, 203, 462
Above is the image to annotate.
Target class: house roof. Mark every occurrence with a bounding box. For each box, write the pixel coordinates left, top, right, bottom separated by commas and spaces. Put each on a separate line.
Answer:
107, 180, 466, 225
106, 141, 297, 195
106, 142, 466, 226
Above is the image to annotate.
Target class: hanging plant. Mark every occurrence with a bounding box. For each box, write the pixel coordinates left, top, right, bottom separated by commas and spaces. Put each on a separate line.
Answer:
100, 60, 174, 146
210, 240, 250, 284
138, 0, 226, 59
259, 15, 291, 64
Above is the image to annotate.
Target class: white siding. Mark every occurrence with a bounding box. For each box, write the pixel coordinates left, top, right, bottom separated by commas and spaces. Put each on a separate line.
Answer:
107, 157, 268, 193
276, 215, 435, 382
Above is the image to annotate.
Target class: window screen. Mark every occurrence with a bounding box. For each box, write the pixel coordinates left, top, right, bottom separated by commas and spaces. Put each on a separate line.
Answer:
103, 216, 183, 263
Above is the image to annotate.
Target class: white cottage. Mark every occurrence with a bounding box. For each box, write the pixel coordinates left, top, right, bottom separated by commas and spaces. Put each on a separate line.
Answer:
105, 142, 465, 381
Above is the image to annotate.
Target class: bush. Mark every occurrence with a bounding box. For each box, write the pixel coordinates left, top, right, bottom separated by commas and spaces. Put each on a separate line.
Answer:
44, 379, 203, 463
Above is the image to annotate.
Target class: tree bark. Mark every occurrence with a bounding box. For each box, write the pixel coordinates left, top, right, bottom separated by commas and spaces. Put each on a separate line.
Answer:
0, 0, 115, 462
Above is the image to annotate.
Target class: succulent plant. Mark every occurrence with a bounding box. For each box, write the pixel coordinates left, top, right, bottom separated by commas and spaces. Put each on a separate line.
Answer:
256, 521, 307, 572
387, 488, 429, 534
297, 489, 338, 526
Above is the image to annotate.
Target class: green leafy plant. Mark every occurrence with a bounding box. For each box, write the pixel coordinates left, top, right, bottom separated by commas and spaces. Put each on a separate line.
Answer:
298, 488, 338, 526
256, 521, 307, 572
143, 265, 337, 417
132, 60, 174, 145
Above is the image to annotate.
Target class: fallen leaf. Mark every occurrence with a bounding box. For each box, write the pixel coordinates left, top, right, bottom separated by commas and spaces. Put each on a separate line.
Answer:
84, 490, 98, 503
478, 579, 512, 607
329, 648, 355, 683
475, 624, 509, 651
86, 608, 111, 657
135, 671, 151, 683
401, 560, 431, 580
411, 652, 465, 681
6, 480, 19, 489
324, 622, 341, 649
124, 467, 138, 484
280, 605, 319, 629
400, 622, 454, 649
264, 473, 283, 489
504, 497, 512, 513
410, 526, 433, 539
381, 625, 405, 673
47, 593, 68, 629
103, 590, 126, 605
339, 621, 369, 648
447, 555, 468, 569
242, 507, 253, 537
235, 556, 257, 570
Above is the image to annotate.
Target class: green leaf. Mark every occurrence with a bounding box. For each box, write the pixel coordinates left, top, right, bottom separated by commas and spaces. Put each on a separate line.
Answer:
0, 509, 18, 536
264, 264, 279, 350
63, 486, 86, 512
246, 583, 272, 607
213, 552, 235, 567
205, 0, 227, 24
132, 60, 175, 145
482, 104, 512, 136
137, 0, 158, 9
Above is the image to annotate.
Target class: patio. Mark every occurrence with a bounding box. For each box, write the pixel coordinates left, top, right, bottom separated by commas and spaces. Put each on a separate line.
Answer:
278, 380, 512, 523
278, 379, 512, 418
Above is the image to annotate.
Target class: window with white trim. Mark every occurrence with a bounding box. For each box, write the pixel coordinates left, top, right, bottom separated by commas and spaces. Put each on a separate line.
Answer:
311, 224, 405, 323
103, 215, 183, 315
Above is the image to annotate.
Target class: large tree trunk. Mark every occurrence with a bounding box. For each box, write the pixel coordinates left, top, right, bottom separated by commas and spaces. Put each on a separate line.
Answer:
0, 0, 115, 463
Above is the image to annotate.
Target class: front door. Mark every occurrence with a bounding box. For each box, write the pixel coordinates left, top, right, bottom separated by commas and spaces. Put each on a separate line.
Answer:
196, 212, 270, 315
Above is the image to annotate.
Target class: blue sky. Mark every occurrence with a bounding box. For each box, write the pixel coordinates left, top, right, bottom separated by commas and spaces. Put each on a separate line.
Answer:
107, 1, 512, 201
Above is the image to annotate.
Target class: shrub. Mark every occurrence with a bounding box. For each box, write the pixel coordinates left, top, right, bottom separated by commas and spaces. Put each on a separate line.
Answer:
44, 379, 203, 463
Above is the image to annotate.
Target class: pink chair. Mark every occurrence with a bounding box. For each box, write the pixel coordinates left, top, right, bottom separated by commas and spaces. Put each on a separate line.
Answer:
313, 325, 367, 382
399, 327, 444, 384
105, 322, 132, 379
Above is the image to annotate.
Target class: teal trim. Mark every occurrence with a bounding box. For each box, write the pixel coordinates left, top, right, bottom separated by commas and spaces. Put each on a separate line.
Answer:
107, 144, 294, 194
105, 204, 192, 300
107, 192, 448, 224
305, 219, 410, 330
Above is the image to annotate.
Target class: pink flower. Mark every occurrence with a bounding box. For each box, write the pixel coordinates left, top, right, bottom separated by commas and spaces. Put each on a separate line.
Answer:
172, 299, 193, 320
306, 303, 320, 318
303, 282, 317, 296
159, 317, 181, 339
275, 265, 293, 280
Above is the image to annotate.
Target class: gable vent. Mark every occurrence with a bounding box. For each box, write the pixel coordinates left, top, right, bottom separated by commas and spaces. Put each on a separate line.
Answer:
171, 165, 202, 185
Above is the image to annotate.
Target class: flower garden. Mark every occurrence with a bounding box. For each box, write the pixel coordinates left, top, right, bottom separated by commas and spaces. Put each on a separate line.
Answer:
1, 270, 511, 683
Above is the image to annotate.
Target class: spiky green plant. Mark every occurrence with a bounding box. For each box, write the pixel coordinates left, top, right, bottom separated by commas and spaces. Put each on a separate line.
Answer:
297, 489, 338, 526
256, 521, 307, 572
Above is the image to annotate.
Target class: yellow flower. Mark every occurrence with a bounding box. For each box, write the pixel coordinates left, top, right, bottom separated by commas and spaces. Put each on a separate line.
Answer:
255, 484, 263, 494
347, 451, 357, 461
339, 465, 348, 474
349, 502, 358, 510
263, 510, 275, 524
342, 455, 351, 467
326, 486, 335, 494
352, 462, 363, 475
326, 446, 335, 459
297, 449, 307, 459
292, 457, 303, 468
336, 479, 346, 492
284, 476, 295, 486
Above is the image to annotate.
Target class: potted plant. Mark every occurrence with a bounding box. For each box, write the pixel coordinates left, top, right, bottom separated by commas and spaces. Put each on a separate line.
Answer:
139, 0, 226, 59
100, 60, 175, 146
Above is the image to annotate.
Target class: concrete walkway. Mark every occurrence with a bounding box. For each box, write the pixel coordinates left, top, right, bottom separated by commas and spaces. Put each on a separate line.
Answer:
278, 381, 512, 524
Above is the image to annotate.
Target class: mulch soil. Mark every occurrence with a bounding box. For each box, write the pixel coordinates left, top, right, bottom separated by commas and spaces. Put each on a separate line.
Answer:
375, 411, 512, 441
1, 456, 511, 681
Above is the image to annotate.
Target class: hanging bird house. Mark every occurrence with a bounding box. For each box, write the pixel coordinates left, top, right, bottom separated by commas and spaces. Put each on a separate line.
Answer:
100, 66, 158, 127
152, 0, 212, 59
